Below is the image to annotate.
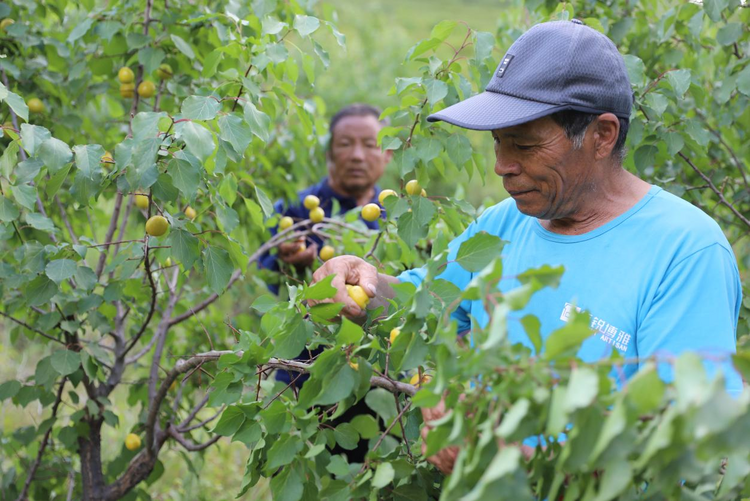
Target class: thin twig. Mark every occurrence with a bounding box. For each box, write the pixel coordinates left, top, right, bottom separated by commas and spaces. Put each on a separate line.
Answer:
96, 193, 124, 276
55, 196, 79, 245
678, 152, 750, 229
0, 311, 64, 344
15, 378, 67, 501
177, 406, 224, 433
231, 64, 254, 112
167, 425, 221, 452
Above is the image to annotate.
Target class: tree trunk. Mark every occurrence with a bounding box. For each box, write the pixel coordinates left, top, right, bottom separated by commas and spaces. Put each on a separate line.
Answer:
78, 418, 107, 501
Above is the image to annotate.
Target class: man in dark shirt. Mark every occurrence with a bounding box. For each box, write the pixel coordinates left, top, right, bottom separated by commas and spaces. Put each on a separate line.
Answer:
259, 104, 393, 463
259, 103, 392, 290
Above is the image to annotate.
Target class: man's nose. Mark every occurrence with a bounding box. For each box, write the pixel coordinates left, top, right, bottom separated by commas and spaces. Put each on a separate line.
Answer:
494, 149, 521, 177
350, 143, 366, 161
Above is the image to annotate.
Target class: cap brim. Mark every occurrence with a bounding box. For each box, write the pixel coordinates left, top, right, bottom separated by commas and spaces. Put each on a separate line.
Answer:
427, 91, 568, 131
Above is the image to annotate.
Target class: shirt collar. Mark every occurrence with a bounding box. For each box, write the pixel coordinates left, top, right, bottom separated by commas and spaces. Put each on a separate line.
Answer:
319, 176, 381, 209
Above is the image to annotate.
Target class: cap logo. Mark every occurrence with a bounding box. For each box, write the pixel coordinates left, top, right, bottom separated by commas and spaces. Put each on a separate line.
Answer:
496, 54, 514, 78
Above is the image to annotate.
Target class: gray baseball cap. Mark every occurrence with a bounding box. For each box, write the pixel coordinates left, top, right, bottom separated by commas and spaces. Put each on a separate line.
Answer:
427, 20, 633, 130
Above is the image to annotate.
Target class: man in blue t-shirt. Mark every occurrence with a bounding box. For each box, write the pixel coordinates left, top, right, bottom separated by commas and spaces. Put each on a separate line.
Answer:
311, 20, 743, 473
259, 103, 392, 294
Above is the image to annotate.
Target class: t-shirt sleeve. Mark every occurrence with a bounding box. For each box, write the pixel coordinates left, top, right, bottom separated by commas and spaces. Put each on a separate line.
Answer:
636, 243, 743, 396
397, 219, 485, 334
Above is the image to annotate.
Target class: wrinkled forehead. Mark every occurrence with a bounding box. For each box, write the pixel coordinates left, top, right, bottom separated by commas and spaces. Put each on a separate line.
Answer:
491, 116, 559, 140
331, 115, 383, 140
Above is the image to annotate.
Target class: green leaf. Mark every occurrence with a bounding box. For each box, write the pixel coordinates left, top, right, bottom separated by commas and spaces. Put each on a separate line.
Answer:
423, 78, 448, 105
181, 96, 221, 121
397, 211, 428, 248
218, 114, 252, 154
251, 294, 277, 313
333, 422, 359, 450
138, 47, 165, 75
372, 462, 395, 488
73, 144, 104, 180
45, 259, 77, 283
456, 232, 505, 272
67, 17, 93, 43
351, 414, 379, 440
46, 164, 72, 199
202, 49, 223, 78
20, 124, 50, 157
336, 318, 363, 345
243, 101, 271, 143
51, 350, 81, 376
474, 31, 495, 62
262, 17, 286, 36
0, 83, 29, 121
269, 464, 303, 501
0, 196, 19, 222
131, 112, 167, 142
167, 229, 200, 269
622, 55, 645, 88
520, 314, 542, 355
301, 274, 337, 301
625, 364, 664, 414
38, 137, 73, 175
181, 121, 214, 163
293, 15, 320, 37
26, 275, 59, 306
633, 144, 658, 172
211, 405, 246, 436
430, 20, 458, 41
462, 448, 522, 501
12, 184, 35, 211
169, 155, 201, 200
203, 246, 234, 295
170, 34, 195, 59
737, 65, 750, 97
544, 310, 592, 360
365, 388, 398, 423
703, 0, 728, 22
497, 398, 530, 438
254, 185, 274, 218
1, 139, 19, 180
447, 134, 473, 167
267, 434, 303, 469
564, 367, 599, 412
0, 380, 21, 401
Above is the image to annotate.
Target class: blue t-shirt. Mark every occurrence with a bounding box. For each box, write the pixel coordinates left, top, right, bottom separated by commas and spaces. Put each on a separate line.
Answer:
398, 186, 743, 396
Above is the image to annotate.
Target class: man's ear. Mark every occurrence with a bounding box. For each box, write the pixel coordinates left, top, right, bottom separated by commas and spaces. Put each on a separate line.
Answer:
325, 149, 334, 172
592, 113, 620, 160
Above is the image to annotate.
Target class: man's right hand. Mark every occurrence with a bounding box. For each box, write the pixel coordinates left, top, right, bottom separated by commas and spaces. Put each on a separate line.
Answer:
279, 239, 318, 267
311, 255, 394, 318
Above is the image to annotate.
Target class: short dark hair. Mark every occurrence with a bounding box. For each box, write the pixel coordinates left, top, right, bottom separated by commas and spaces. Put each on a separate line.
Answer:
328, 103, 389, 150
549, 110, 629, 162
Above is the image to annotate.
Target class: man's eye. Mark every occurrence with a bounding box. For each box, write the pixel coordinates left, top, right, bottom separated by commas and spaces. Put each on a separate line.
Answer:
515, 144, 534, 151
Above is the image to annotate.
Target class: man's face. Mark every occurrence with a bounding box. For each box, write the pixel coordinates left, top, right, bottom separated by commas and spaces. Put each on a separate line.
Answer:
492, 116, 594, 220
328, 115, 391, 195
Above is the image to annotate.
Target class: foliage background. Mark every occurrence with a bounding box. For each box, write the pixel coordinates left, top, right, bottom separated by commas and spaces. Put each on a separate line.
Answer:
1, 0, 749, 499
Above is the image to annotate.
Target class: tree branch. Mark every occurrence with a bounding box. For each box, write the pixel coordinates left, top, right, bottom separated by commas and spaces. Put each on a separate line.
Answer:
55, 195, 79, 245
95, 192, 124, 277
15, 378, 67, 501
167, 425, 221, 451
168, 217, 372, 326
187, 351, 418, 397
678, 152, 750, 229
0, 310, 64, 344
178, 393, 210, 429
177, 405, 223, 433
